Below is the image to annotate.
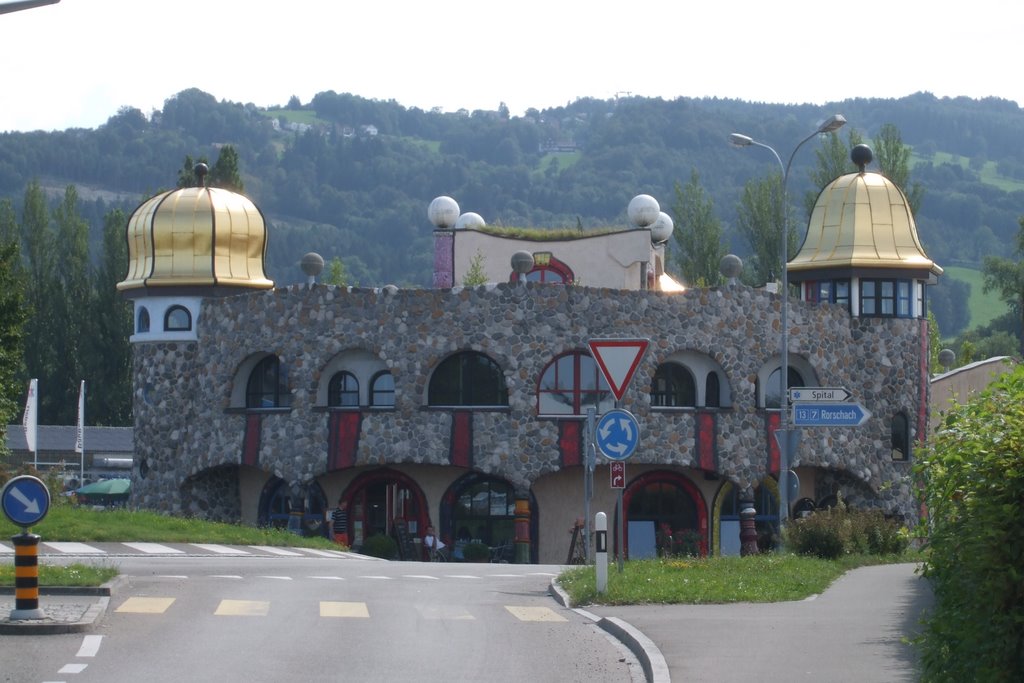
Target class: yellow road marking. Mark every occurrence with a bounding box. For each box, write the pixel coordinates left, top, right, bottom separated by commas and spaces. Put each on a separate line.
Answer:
504, 606, 567, 622
116, 597, 176, 614
214, 599, 270, 616
320, 601, 370, 618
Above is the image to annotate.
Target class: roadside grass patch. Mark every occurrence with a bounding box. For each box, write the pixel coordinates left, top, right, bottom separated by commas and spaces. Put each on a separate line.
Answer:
558, 553, 919, 606
0, 562, 118, 588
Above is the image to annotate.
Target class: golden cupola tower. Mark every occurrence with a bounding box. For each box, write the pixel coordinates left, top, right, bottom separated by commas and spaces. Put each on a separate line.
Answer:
117, 163, 274, 342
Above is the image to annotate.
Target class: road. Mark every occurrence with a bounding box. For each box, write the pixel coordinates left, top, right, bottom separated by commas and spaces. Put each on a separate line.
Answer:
1, 543, 642, 683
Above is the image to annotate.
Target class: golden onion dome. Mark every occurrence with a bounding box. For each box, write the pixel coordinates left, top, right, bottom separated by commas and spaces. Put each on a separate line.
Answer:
789, 145, 942, 280
117, 166, 274, 294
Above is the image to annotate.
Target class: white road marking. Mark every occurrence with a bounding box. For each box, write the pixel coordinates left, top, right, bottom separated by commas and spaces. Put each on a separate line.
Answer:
259, 576, 293, 581
58, 663, 88, 674
402, 575, 440, 580
191, 544, 250, 555
443, 575, 482, 579
122, 542, 184, 554
359, 575, 393, 580
76, 635, 103, 657
297, 548, 349, 558
210, 575, 244, 579
309, 576, 346, 581
43, 542, 105, 554
249, 545, 303, 556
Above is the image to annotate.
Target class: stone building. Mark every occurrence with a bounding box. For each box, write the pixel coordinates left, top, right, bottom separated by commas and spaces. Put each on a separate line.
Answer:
118, 153, 940, 564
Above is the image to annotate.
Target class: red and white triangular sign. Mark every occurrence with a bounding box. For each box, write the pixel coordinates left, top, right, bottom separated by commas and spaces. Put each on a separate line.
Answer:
587, 338, 650, 402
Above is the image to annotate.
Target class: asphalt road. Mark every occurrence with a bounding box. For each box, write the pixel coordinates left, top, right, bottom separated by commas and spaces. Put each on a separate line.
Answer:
1, 545, 643, 683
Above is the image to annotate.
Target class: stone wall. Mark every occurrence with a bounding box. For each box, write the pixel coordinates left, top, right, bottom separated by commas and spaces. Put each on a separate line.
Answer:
130, 280, 925, 520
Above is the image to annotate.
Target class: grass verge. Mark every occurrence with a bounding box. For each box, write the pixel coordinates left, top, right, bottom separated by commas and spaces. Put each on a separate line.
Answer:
557, 552, 921, 606
0, 563, 119, 588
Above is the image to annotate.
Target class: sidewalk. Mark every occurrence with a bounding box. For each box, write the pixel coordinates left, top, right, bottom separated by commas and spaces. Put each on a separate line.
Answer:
578, 563, 932, 683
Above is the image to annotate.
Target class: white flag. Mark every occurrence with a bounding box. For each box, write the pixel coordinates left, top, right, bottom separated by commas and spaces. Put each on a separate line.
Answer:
74, 380, 85, 454
22, 378, 37, 453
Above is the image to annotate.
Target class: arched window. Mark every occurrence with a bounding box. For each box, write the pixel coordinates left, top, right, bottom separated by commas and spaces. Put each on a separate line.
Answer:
246, 355, 289, 409
891, 412, 910, 461
650, 363, 696, 407
327, 371, 359, 407
428, 352, 508, 407
763, 367, 804, 409
537, 351, 613, 416
510, 253, 574, 284
370, 371, 395, 407
137, 307, 150, 333
164, 305, 192, 332
705, 373, 721, 408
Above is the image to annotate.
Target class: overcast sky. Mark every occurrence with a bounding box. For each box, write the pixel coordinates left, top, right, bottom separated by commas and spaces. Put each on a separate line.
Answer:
1, 0, 1019, 133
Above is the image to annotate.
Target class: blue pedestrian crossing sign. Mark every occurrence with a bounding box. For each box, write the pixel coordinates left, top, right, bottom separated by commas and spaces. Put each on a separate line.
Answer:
2, 475, 51, 528
596, 409, 640, 461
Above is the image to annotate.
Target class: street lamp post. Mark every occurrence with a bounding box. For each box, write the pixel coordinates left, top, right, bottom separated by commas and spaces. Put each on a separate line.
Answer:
730, 114, 846, 533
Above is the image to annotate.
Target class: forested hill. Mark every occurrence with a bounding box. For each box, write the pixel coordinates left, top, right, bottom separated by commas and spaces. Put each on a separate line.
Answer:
2, 88, 1022, 301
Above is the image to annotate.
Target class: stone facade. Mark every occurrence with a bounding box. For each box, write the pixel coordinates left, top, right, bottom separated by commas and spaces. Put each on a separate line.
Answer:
130, 278, 924, 560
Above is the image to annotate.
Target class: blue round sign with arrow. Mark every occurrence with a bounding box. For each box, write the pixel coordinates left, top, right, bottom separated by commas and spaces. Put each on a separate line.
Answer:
596, 409, 640, 461
2, 475, 51, 528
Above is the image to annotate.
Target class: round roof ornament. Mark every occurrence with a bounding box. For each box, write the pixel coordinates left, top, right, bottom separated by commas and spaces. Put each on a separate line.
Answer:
428, 196, 460, 229
511, 251, 535, 276
455, 212, 485, 230
938, 348, 956, 370
720, 254, 743, 280
627, 194, 660, 228
649, 211, 674, 243
300, 252, 325, 277
851, 144, 873, 171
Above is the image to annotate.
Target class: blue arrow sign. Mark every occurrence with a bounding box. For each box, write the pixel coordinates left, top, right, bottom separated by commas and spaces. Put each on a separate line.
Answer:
596, 409, 640, 461
792, 402, 872, 427
1, 475, 51, 528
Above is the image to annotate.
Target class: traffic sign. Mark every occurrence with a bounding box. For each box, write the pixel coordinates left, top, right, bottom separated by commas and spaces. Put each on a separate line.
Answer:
596, 408, 640, 460
2, 475, 51, 528
792, 402, 871, 427
610, 461, 626, 489
588, 338, 649, 402
789, 387, 852, 403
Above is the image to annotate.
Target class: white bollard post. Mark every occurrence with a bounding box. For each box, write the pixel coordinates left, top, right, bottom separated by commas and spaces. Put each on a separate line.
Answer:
595, 511, 608, 594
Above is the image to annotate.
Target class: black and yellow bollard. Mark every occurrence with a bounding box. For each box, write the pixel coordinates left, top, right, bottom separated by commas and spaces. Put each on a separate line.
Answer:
11, 533, 46, 620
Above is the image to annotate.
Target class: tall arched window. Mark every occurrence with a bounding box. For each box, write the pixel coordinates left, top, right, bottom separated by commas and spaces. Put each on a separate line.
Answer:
327, 371, 359, 407
370, 371, 395, 407
164, 305, 192, 332
428, 352, 508, 406
891, 412, 910, 461
705, 373, 721, 408
650, 363, 696, 407
137, 307, 150, 334
537, 352, 613, 416
246, 355, 289, 409
763, 367, 804, 409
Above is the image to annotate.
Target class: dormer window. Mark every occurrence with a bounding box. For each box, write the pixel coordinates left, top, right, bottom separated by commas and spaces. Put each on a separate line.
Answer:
164, 305, 192, 332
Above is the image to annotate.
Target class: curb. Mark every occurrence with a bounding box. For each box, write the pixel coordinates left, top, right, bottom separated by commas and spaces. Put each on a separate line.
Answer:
0, 576, 123, 635
549, 579, 670, 683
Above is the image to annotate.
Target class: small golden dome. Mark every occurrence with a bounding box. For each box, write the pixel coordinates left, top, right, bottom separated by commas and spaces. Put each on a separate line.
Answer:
790, 154, 942, 279
117, 180, 274, 294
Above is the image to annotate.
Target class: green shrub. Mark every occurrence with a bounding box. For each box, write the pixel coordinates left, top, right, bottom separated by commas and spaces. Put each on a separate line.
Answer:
359, 533, 398, 560
462, 541, 490, 562
916, 365, 1024, 682
784, 499, 907, 559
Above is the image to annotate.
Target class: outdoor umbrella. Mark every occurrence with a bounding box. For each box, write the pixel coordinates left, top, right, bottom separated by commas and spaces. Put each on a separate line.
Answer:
75, 479, 131, 505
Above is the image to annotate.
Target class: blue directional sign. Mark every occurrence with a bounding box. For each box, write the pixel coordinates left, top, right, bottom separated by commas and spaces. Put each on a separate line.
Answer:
596, 409, 640, 461
1, 475, 51, 528
792, 402, 871, 427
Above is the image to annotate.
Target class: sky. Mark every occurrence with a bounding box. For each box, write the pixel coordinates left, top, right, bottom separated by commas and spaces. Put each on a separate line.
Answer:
0, 0, 1020, 133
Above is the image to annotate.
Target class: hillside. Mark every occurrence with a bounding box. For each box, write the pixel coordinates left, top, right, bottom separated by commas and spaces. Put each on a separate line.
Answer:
1, 89, 1021, 327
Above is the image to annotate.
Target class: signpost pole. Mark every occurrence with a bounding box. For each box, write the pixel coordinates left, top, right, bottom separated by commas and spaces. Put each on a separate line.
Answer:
584, 407, 595, 561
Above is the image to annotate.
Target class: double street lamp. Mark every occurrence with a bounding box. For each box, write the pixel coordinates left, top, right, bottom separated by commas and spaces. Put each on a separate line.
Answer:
730, 114, 846, 531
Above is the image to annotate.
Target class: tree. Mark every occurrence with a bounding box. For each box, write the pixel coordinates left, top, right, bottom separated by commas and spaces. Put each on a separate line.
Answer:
670, 169, 726, 287
804, 130, 863, 217
735, 173, 796, 287
462, 250, 488, 286
52, 186, 93, 420
324, 256, 349, 287
982, 216, 1024, 356
83, 208, 133, 426
873, 124, 924, 215
0, 229, 27, 457
210, 145, 244, 193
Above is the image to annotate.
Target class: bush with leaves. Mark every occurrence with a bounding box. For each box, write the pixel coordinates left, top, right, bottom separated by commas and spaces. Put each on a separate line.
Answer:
784, 497, 907, 559
916, 365, 1024, 682
359, 533, 398, 560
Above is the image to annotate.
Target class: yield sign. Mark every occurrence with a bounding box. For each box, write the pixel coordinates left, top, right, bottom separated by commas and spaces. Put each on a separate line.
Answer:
588, 338, 649, 402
